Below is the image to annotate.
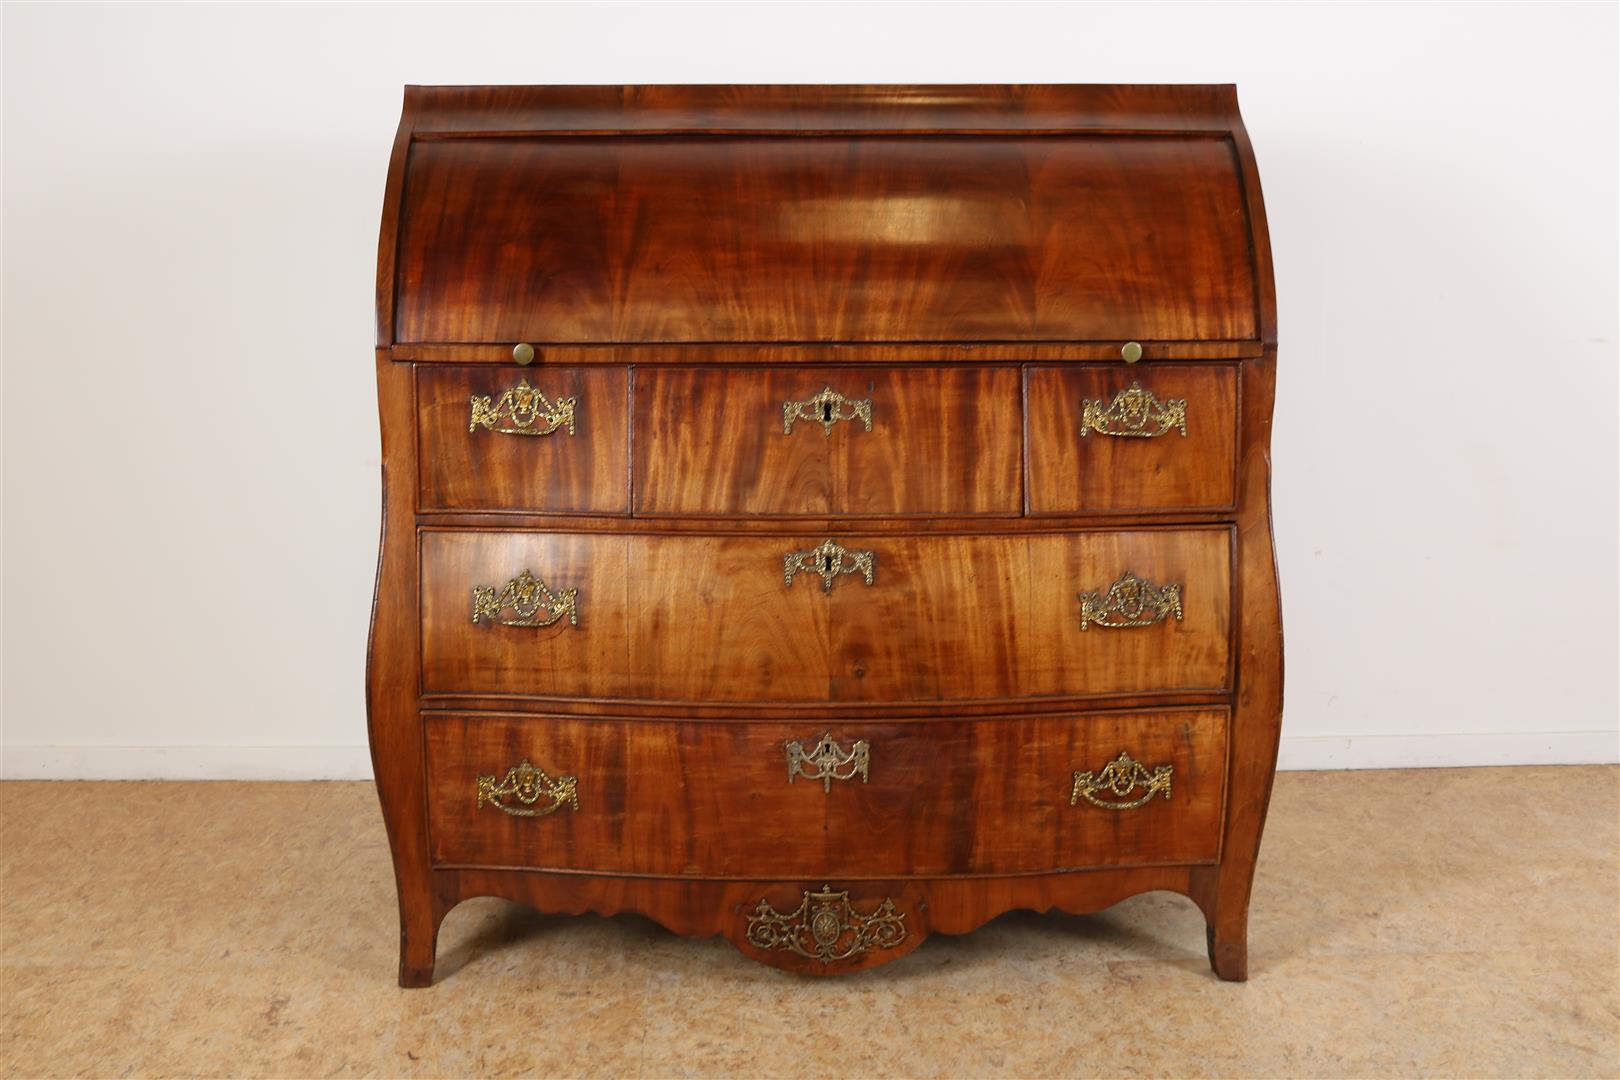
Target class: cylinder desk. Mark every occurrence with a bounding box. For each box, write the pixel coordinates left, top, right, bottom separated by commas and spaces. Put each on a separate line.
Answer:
368, 84, 1282, 983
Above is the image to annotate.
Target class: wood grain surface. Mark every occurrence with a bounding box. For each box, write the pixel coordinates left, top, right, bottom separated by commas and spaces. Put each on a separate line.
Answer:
419, 528, 1232, 703
424, 708, 1228, 877
393, 135, 1256, 345
634, 366, 1022, 517
1026, 363, 1239, 513
416, 366, 629, 513
370, 84, 1280, 983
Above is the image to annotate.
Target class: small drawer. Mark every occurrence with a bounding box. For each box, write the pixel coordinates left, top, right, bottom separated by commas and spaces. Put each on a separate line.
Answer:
416, 366, 630, 513
424, 708, 1229, 877
633, 366, 1021, 516
419, 527, 1231, 704
1026, 363, 1238, 513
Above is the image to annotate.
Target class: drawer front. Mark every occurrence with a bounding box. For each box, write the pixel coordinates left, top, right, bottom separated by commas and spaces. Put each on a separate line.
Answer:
416, 366, 630, 513
633, 367, 1021, 516
420, 528, 1230, 703
425, 708, 1228, 876
1026, 363, 1238, 513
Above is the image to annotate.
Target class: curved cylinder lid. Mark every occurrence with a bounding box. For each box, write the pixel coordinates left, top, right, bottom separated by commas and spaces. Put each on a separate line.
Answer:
379, 85, 1274, 349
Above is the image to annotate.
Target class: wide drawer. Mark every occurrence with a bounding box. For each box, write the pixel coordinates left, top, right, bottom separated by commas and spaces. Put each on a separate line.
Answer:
425, 708, 1229, 877
1026, 363, 1238, 513
416, 366, 630, 513
633, 367, 1021, 516
419, 527, 1231, 703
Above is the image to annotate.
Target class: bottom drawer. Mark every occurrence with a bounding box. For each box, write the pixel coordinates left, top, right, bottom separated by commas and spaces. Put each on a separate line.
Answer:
424, 708, 1229, 878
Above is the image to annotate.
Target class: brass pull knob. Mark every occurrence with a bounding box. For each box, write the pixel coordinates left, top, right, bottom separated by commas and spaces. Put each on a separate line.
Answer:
1079, 570, 1183, 630
783, 386, 872, 435
1081, 382, 1187, 438
476, 758, 579, 818
513, 342, 536, 365
472, 569, 579, 628
1121, 341, 1143, 363
783, 539, 875, 593
1071, 751, 1173, 810
785, 733, 871, 791
469, 379, 576, 437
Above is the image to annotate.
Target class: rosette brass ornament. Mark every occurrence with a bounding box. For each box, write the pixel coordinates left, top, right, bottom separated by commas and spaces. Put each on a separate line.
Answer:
745, 886, 907, 964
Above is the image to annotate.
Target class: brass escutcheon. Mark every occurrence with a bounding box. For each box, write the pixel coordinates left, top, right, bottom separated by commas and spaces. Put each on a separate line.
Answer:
476, 758, 579, 818
472, 569, 579, 629
1081, 381, 1187, 439
1079, 570, 1183, 630
1071, 751, 1173, 810
783, 386, 872, 436
469, 379, 576, 437
783, 539, 875, 593
745, 886, 907, 964
785, 733, 870, 792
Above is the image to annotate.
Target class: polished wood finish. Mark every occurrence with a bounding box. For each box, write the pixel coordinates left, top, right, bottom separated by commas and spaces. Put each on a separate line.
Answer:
1189, 349, 1283, 982
370, 84, 1282, 985
398, 83, 1265, 137
425, 708, 1228, 877
1026, 363, 1239, 513
634, 366, 1021, 517
394, 136, 1256, 345
416, 366, 629, 513
429, 865, 1198, 978
419, 528, 1231, 703
392, 340, 1262, 365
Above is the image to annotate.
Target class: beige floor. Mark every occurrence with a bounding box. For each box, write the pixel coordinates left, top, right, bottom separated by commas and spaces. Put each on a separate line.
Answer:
1, 767, 1616, 1079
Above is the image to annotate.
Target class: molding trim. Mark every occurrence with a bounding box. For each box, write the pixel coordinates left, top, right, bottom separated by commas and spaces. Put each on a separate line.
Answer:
0, 745, 376, 781
1274, 731, 1619, 772
2, 732, 1615, 781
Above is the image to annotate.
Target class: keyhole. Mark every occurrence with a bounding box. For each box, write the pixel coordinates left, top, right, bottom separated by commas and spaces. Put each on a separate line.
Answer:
822, 402, 833, 424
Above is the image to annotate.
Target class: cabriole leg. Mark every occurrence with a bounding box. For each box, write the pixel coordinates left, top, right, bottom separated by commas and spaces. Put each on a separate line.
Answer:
397, 894, 441, 988
1205, 917, 1249, 982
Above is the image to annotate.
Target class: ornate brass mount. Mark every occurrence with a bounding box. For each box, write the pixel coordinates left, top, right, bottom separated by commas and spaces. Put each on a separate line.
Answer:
785, 733, 870, 792
1081, 381, 1187, 438
1079, 570, 1183, 630
469, 379, 577, 437
783, 539, 875, 593
745, 885, 907, 964
472, 569, 579, 628
476, 758, 580, 818
1071, 751, 1173, 810
783, 386, 872, 436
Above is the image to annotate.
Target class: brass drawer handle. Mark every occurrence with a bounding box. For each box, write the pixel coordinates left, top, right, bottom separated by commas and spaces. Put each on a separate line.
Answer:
1081, 381, 1186, 438
476, 758, 579, 818
785, 733, 870, 791
1079, 570, 1182, 630
783, 386, 872, 436
783, 539, 875, 593
1071, 751, 1173, 810
472, 569, 579, 628
470, 378, 577, 436
746, 885, 907, 964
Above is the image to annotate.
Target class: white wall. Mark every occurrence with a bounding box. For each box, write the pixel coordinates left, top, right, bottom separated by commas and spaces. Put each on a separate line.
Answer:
3, 2, 1616, 779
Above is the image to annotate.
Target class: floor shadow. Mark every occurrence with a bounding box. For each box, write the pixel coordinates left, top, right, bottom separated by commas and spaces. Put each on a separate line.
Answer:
428, 889, 1225, 985
433, 897, 569, 981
